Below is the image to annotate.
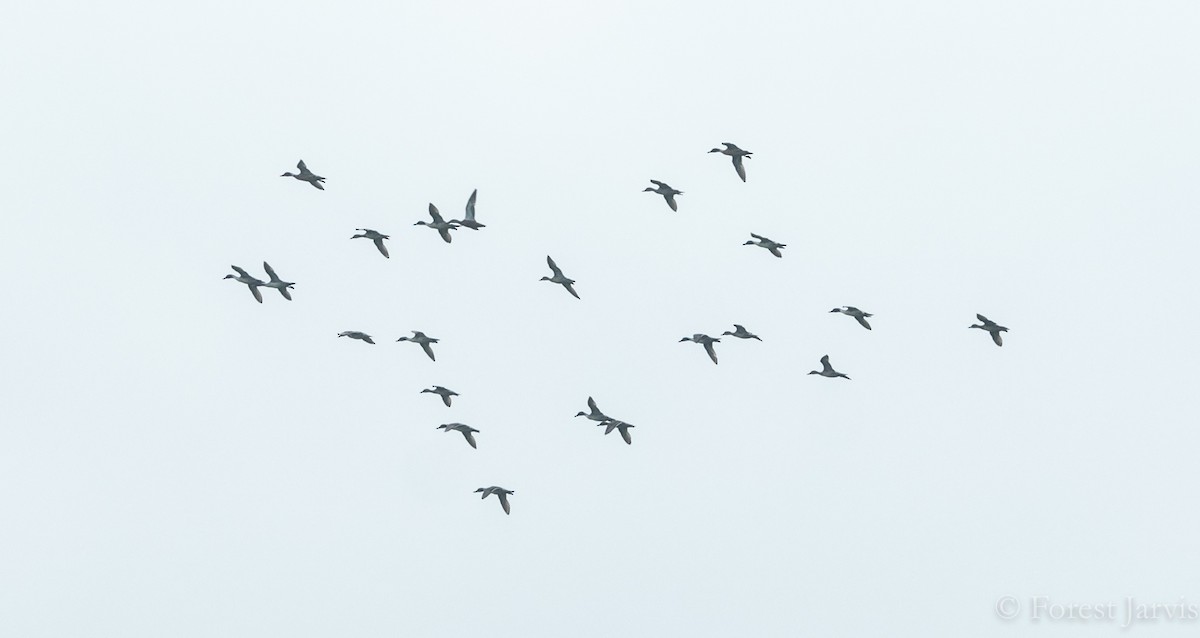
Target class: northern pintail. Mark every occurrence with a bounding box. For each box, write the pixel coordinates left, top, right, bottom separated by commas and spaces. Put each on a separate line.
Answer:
721, 324, 762, 341
643, 180, 683, 212
224, 265, 265, 303
680, 334, 720, 365
448, 189, 485, 230
540, 255, 580, 299
397, 331, 439, 361
599, 419, 635, 445
808, 355, 850, 379
970, 314, 1008, 347
574, 396, 612, 424
421, 385, 459, 407
280, 160, 325, 190
438, 423, 479, 449
337, 331, 375, 344
830, 306, 872, 330
414, 203, 460, 243
475, 486, 515, 515
261, 262, 295, 300
744, 233, 786, 258
708, 142, 752, 182
351, 228, 391, 258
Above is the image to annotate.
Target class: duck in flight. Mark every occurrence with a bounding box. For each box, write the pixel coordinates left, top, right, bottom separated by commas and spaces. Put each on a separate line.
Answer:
438, 423, 479, 449
721, 324, 762, 341
224, 265, 265, 303
969, 314, 1009, 347
808, 355, 850, 379
643, 180, 683, 211
540, 256, 580, 299
351, 228, 391, 258
708, 142, 752, 182
680, 334, 721, 365
475, 486, 515, 515
414, 204, 459, 243
448, 189, 485, 230
744, 233, 786, 258
397, 331, 440, 361
421, 386, 459, 407
574, 396, 612, 424
830, 306, 872, 330
261, 262, 295, 300
599, 419, 635, 445
337, 331, 375, 344
280, 160, 325, 190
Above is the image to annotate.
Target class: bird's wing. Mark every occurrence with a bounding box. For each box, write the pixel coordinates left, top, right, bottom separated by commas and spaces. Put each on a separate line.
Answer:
733, 155, 746, 182
374, 237, 390, 258
463, 430, 477, 449
421, 342, 436, 361
665, 194, 678, 211
977, 314, 991, 324
588, 396, 600, 414
546, 256, 563, 277
619, 425, 632, 445
733, 324, 746, 332
749, 233, 765, 241
564, 282, 580, 299
263, 262, 279, 282
855, 315, 872, 330
363, 335, 375, 344
249, 285, 263, 303
297, 160, 308, 172
992, 331, 1003, 347
231, 265, 251, 277
498, 492, 511, 515
704, 341, 718, 365
310, 180, 324, 190
649, 179, 666, 187
428, 203, 445, 223
439, 227, 452, 243
821, 355, 833, 372
604, 422, 617, 435
768, 246, 782, 258
465, 189, 477, 220
280, 287, 292, 301
442, 394, 452, 407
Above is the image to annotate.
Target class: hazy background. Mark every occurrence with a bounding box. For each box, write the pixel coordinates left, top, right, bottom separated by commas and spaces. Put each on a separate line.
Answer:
2, 1, 1199, 635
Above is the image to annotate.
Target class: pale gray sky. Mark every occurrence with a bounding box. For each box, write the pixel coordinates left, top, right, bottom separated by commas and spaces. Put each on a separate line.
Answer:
3, 1, 1200, 636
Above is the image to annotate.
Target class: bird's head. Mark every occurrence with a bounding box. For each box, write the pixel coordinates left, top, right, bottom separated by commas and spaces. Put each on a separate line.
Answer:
222, 274, 235, 280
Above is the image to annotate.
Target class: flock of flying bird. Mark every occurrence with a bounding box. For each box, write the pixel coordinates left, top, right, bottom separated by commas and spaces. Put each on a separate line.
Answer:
224, 148, 1012, 515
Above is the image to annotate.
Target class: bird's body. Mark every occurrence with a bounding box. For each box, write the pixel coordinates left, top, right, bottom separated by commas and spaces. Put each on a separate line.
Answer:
422, 385, 459, 407
438, 423, 479, 449
808, 354, 850, 379
680, 333, 721, 365
969, 314, 1009, 347
708, 142, 753, 182
261, 262, 295, 300
338, 331, 375, 344
414, 203, 460, 243
721, 324, 762, 341
830, 306, 873, 330
744, 233, 786, 258
540, 255, 580, 299
351, 228, 391, 258
280, 159, 325, 190
475, 486, 515, 515
449, 189, 485, 229
224, 265, 265, 303
397, 331, 440, 361
643, 180, 683, 211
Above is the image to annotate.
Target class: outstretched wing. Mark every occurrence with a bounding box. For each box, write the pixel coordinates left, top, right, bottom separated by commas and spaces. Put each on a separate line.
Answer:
563, 282, 580, 300
820, 355, 833, 373
732, 155, 746, 182
768, 245, 782, 258
279, 287, 292, 301
619, 425, 632, 445
465, 189, 477, 221
704, 341, 718, 365
855, 315, 872, 330
230, 265, 251, 278
665, 193, 678, 211
438, 227, 453, 243
374, 237, 390, 258
262, 262, 280, 282
297, 160, 308, 172
248, 285, 263, 303
421, 342, 436, 361
546, 255, 563, 277
428, 203, 445, 224
463, 430, 478, 449
498, 492, 511, 515
587, 396, 600, 414
992, 331, 1004, 347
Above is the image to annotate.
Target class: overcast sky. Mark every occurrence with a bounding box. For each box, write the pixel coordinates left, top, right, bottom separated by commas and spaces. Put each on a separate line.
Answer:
3, 1, 1200, 636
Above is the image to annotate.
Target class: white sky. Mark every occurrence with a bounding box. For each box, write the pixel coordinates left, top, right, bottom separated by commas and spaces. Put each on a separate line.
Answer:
3, 1, 1200, 636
